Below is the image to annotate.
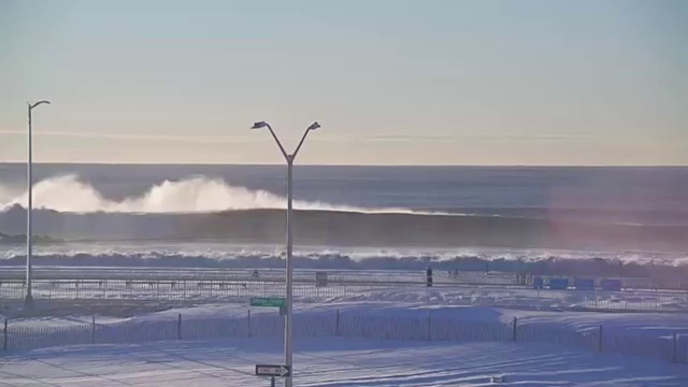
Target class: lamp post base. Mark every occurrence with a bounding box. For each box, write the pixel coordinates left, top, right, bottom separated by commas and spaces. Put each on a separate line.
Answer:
24, 293, 34, 309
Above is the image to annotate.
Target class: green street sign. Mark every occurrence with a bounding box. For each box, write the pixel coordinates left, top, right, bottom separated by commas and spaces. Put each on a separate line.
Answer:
250, 297, 286, 308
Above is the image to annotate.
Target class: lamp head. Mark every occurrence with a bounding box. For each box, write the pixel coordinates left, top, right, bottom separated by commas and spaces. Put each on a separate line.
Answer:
251, 121, 268, 129
307, 121, 321, 131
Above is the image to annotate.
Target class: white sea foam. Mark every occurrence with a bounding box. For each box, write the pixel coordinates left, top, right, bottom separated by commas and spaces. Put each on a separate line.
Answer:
1, 242, 686, 267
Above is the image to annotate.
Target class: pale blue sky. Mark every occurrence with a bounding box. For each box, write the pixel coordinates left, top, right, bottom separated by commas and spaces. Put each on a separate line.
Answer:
1, 0, 686, 165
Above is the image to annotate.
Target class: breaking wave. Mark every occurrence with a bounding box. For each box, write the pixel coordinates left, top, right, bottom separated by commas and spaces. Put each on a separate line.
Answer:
0, 175, 418, 214
1, 175, 687, 254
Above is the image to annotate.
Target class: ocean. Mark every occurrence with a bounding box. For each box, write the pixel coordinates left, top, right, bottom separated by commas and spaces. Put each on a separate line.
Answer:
1, 163, 687, 276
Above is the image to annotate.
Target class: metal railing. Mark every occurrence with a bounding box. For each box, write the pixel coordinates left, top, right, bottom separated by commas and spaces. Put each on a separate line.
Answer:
2, 277, 687, 313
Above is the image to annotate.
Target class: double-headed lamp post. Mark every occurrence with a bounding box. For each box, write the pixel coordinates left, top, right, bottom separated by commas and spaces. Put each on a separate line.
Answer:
251, 120, 321, 387
25, 100, 51, 307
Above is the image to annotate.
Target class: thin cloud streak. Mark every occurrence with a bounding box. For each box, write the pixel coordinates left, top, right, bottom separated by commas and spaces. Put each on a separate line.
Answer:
0, 130, 599, 144
0, 130, 268, 144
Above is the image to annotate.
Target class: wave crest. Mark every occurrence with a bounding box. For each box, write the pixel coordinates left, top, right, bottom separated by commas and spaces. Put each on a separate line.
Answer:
0, 175, 414, 214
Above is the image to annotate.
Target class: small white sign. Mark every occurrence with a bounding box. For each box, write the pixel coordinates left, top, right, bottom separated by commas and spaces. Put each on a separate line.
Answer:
255, 364, 291, 377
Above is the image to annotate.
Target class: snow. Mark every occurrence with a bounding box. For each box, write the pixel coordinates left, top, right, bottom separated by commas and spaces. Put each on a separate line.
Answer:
4, 301, 688, 338
131, 302, 688, 336
3, 277, 686, 314
1, 338, 687, 386
2, 284, 688, 385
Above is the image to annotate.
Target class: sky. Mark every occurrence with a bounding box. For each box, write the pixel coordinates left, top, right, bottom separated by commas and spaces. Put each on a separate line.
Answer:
0, 0, 686, 166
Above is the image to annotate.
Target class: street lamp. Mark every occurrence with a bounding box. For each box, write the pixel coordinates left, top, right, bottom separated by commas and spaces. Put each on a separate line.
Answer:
25, 100, 50, 308
251, 120, 320, 387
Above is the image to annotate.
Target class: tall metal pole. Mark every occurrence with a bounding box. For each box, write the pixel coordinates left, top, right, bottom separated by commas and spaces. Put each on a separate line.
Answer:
284, 154, 294, 387
250, 121, 319, 387
25, 105, 33, 307
24, 100, 49, 308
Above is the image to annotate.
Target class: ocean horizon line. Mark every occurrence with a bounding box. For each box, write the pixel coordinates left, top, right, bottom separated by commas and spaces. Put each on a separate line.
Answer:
1, 161, 687, 168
